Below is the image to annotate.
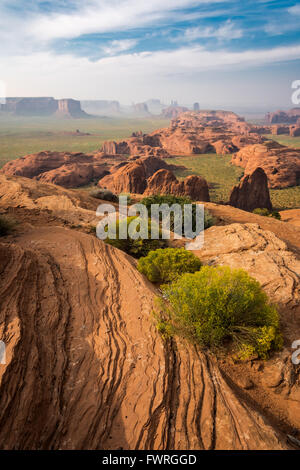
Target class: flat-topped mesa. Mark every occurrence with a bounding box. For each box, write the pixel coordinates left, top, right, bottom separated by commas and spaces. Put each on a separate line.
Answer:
0, 97, 89, 118
101, 110, 266, 158
231, 141, 300, 189
229, 167, 272, 212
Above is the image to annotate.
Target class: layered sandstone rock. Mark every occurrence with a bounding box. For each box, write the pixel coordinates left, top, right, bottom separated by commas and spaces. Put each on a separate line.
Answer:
231, 141, 300, 188
144, 169, 210, 201
290, 125, 300, 137
271, 125, 289, 135
0, 226, 290, 450
161, 105, 189, 119
1, 151, 115, 188
229, 168, 272, 212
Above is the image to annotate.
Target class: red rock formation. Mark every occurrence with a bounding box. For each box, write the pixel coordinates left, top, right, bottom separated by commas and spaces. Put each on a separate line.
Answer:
271, 125, 289, 135
1, 151, 112, 188
231, 141, 300, 188
161, 106, 189, 119
100, 111, 266, 159
290, 125, 300, 137
99, 156, 175, 194
266, 108, 300, 124
229, 168, 272, 212
144, 169, 210, 201
55, 99, 89, 118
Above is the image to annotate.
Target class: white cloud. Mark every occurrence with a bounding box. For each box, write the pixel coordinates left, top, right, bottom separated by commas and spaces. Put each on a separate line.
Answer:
177, 20, 243, 42
26, 0, 229, 41
102, 39, 138, 56
3, 43, 300, 99
288, 4, 300, 16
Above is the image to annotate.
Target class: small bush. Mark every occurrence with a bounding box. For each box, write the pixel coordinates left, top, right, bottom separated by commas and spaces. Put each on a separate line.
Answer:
137, 248, 202, 283
0, 215, 16, 236
90, 188, 118, 202
105, 216, 167, 258
253, 208, 281, 220
140, 194, 215, 231
158, 266, 282, 359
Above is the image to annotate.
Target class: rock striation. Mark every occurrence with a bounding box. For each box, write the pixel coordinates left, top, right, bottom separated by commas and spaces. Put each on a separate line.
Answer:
266, 108, 300, 124
229, 168, 272, 212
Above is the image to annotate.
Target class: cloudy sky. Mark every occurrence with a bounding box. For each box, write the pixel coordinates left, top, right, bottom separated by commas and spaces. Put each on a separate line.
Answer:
1, 0, 300, 108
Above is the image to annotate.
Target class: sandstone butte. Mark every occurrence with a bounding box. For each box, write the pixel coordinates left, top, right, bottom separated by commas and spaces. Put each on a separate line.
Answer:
101, 110, 266, 158
230, 141, 300, 189
0, 173, 299, 450
98, 156, 210, 201
229, 167, 273, 212
266, 108, 300, 124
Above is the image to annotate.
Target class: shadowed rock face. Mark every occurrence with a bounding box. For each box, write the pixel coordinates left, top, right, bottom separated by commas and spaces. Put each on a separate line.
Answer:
231, 141, 300, 189
266, 108, 300, 124
144, 169, 210, 201
0, 226, 290, 450
229, 168, 272, 212
98, 156, 177, 194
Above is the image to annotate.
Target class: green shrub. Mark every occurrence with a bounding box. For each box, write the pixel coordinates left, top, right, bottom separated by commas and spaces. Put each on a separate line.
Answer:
253, 208, 281, 220
137, 248, 202, 283
0, 215, 16, 236
105, 216, 167, 258
140, 194, 215, 231
158, 266, 282, 359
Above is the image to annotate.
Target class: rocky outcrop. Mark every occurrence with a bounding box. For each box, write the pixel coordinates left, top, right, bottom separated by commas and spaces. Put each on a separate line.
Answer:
1, 151, 113, 188
290, 125, 300, 137
231, 141, 300, 188
229, 168, 272, 212
0, 225, 290, 449
98, 156, 175, 194
144, 169, 210, 201
266, 108, 300, 124
272, 125, 289, 135
100, 111, 266, 159
0, 97, 89, 118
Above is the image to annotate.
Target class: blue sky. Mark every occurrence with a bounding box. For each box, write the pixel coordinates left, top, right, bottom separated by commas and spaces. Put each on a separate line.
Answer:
1, 0, 300, 108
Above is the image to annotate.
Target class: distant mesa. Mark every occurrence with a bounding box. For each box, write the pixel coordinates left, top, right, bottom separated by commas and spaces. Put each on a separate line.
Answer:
193, 102, 200, 111
0, 97, 89, 118
81, 100, 121, 116
229, 167, 272, 212
266, 108, 300, 124
131, 102, 150, 116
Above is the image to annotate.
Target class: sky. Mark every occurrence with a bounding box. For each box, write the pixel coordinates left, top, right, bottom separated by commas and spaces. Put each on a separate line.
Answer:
1, 0, 300, 108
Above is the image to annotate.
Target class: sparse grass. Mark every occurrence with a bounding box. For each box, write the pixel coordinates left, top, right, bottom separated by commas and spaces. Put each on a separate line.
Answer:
0, 115, 169, 168
171, 154, 300, 210
171, 154, 244, 203
264, 134, 300, 148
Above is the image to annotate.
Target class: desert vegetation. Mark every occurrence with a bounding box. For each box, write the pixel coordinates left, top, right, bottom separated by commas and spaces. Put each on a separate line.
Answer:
0, 215, 16, 236
253, 208, 281, 219
156, 265, 282, 360
137, 247, 202, 283
105, 216, 167, 258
